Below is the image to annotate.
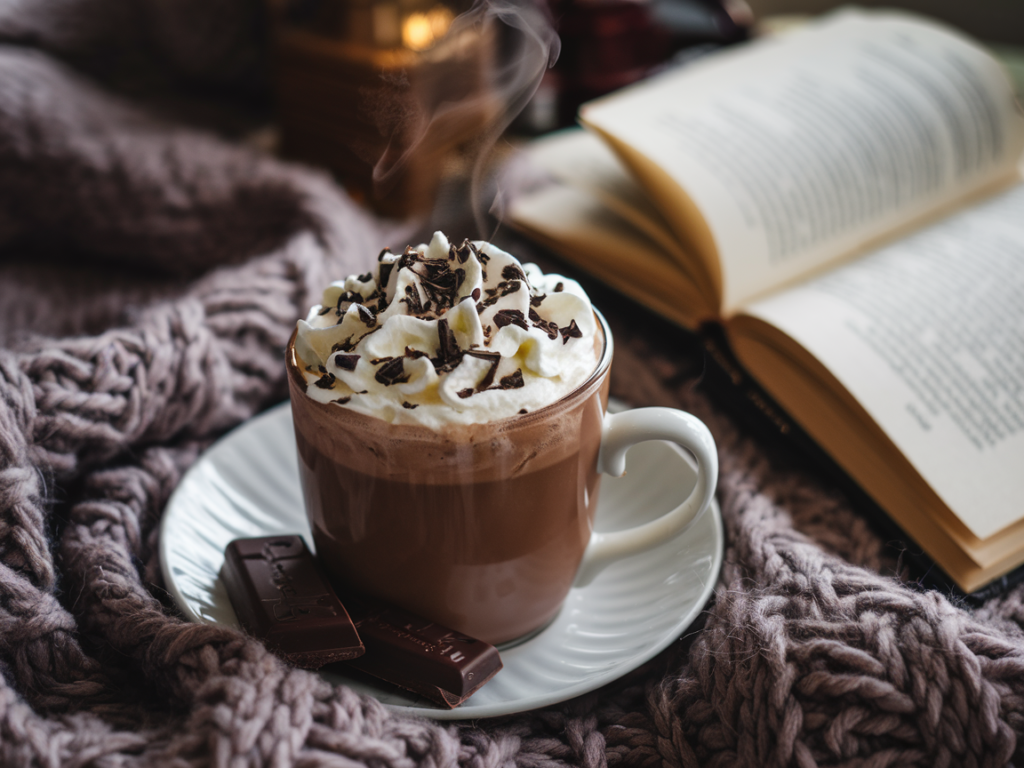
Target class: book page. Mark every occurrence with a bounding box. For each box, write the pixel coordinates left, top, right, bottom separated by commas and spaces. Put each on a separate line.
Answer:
517, 129, 717, 299
581, 9, 1024, 314
738, 183, 1024, 541
507, 183, 714, 328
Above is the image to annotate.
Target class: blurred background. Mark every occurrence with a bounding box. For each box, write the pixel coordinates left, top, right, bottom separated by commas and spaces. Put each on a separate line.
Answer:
261, 0, 1024, 217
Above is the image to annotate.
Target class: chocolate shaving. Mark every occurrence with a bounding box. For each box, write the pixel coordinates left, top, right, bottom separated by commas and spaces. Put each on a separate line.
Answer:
402, 284, 424, 315
493, 309, 529, 331
527, 311, 558, 339
334, 354, 359, 371
404, 347, 428, 359
336, 290, 363, 309
314, 372, 336, 389
559, 319, 583, 344
317, 305, 332, 316
401, 401, 419, 409
498, 369, 525, 389
453, 240, 475, 264
436, 319, 462, 366
457, 388, 474, 399
554, 282, 564, 292
465, 350, 500, 391
378, 248, 392, 261
333, 396, 352, 404
471, 288, 481, 301
519, 408, 528, 414
530, 293, 546, 307
356, 304, 376, 326
378, 262, 394, 291
374, 357, 409, 386
502, 265, 526, 282
409, 259, 463, 313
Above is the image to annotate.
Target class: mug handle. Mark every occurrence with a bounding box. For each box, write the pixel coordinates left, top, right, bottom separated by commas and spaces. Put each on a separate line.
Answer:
572, 407, 718, 587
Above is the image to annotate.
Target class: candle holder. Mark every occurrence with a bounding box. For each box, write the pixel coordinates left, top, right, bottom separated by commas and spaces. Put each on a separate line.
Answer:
266, 0, 497, 216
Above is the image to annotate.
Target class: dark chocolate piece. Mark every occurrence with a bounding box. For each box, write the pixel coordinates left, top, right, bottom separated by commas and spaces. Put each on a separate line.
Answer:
374, 356, 409, 385
334, 353, 359, 371
559, 319, 583, 344
221, 536, 364, 669
464, 349, 500, 391
493, 309, 529, 330
314, 372, 335, 389
498, 369, 524, 389
342, 598, 503, 708
501, 264, 526, 282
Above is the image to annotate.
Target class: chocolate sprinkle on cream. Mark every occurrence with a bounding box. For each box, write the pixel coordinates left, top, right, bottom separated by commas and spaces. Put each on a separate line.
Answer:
402, 284, 424, 315
559, 319, 583, 344
337, 290, 363, 309
493, 309, 529, 330
499, 369, 525, 389
465, 349, 501, 391
297, 232, 597, 426
334, 354, 359, 371
374, 357, 409, 386
502, 264, 526, 282
436, 318, 461, 366
356, 304, 376, 326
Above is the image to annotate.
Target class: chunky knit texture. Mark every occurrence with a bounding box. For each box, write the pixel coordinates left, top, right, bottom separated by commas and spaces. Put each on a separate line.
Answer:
4, 2, 1024, 766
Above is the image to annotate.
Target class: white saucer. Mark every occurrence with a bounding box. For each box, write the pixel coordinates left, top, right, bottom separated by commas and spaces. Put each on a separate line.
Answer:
160, 400, 723, 720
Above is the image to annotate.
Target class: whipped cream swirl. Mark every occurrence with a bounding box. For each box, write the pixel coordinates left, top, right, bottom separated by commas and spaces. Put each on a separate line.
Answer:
294, 232, 599, 427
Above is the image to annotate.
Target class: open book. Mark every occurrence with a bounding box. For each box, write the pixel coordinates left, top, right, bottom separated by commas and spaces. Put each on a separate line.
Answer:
508, 8, 1024, 593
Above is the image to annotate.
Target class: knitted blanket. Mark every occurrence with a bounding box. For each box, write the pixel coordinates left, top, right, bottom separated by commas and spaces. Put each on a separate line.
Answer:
3, 2, 1024, 766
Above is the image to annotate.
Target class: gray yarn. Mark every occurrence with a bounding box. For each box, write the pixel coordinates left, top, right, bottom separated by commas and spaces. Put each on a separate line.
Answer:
3, 3, 1024, 766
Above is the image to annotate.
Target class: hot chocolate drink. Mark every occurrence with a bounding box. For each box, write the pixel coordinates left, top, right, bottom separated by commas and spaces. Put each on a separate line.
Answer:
288, 325, 608, 644
288, 232, 717, 646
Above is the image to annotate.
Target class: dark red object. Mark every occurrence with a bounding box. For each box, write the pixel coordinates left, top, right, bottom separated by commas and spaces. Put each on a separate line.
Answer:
545, 0, 750, 126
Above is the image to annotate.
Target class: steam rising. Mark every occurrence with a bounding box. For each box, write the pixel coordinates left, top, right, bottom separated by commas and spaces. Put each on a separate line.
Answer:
368, 0, 560, 231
